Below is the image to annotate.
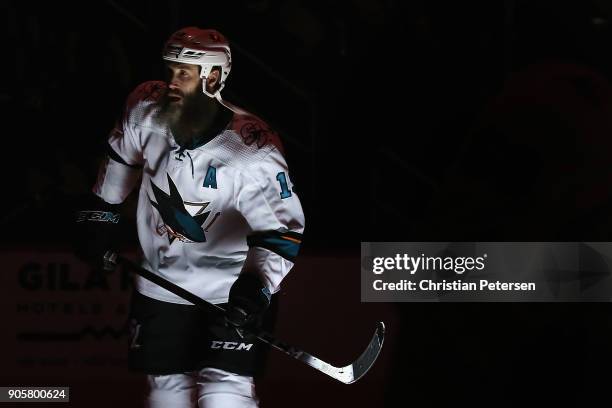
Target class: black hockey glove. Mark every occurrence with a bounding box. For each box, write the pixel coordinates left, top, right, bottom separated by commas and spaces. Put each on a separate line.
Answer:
226, 273, 271, 335
72, 193, 121, 271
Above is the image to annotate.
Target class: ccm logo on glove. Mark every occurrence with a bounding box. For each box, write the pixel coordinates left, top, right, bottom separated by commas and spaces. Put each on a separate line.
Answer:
210, 341, 254, 351
76, 210, 121, 223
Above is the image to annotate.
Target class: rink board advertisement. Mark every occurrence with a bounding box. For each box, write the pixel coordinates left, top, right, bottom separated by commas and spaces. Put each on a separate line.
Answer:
361, 242, 612, 301
0, 250, 136, 381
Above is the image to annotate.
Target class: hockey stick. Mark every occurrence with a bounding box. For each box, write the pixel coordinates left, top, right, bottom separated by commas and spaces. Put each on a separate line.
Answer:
105, 252, 385, 384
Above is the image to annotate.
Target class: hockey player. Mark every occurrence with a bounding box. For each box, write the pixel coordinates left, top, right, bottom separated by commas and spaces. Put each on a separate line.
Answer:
73, 27, 305, 407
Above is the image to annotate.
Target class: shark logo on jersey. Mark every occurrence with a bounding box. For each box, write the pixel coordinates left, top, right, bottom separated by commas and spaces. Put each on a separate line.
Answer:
149, 174, 211, 243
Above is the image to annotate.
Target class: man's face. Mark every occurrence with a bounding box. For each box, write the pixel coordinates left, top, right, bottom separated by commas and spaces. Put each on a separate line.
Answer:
158, 61, 212, 146
158, 62, 203, 129
164, 62, 201, 104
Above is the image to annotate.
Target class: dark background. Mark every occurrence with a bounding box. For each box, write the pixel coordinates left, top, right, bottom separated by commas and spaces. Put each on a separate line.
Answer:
3, 0, 612, 406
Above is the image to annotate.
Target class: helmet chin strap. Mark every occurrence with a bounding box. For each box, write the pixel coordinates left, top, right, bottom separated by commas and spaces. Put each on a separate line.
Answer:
200, 68, 236, 105
199, 72, 248, 115
201, 79, 217, 98
200, 70, 229, 97
211, 88, 249, 116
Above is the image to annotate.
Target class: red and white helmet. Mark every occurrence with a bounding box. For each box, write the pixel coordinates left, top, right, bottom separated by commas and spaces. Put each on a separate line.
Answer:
162, 27, 232, 98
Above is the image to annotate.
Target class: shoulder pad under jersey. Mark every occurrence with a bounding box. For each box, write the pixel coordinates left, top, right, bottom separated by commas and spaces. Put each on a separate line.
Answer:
228, 111, 285, 156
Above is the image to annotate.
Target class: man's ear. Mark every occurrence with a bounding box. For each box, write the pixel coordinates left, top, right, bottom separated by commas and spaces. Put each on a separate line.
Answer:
206, 69, 221, 93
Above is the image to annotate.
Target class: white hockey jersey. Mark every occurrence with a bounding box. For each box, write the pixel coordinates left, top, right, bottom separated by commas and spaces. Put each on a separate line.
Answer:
94, 81, 305, 304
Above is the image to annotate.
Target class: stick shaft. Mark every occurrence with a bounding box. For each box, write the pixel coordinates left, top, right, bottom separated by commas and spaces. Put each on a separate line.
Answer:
115, 256, 335, 371
111, 253, 383, 384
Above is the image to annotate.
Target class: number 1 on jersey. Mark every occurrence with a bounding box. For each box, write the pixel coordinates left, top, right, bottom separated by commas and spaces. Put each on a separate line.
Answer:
276, 172, 292, 199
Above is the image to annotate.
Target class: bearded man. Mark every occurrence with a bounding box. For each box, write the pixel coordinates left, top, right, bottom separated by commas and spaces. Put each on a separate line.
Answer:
73, 27, 305, 408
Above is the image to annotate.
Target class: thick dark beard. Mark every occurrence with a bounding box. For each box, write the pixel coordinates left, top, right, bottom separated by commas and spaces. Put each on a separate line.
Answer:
157, 86, 211, 147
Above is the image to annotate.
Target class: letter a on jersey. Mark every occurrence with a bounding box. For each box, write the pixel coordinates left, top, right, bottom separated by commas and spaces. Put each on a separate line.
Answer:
203, 166, 217, 189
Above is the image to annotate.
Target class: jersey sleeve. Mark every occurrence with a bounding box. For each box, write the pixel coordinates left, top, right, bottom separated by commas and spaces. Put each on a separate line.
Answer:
236, 148, 305, 293
92, 85, 149, 204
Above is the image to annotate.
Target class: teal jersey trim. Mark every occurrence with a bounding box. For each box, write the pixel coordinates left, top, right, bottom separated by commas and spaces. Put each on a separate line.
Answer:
247, 230, 302, 262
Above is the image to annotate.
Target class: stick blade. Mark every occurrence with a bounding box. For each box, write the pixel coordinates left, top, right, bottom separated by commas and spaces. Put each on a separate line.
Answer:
297, 322, 385, 384
336, 321, 385, 384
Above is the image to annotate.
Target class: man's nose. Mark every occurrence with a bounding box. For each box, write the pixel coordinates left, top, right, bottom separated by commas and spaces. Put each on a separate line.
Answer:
168, 72, 181, 87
